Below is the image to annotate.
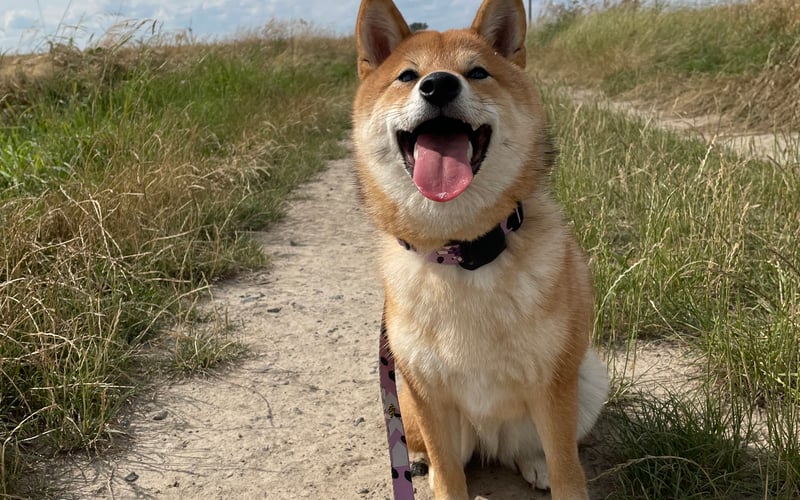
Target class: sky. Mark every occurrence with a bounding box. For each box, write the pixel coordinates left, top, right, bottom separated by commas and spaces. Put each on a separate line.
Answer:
0, 0, 552, 54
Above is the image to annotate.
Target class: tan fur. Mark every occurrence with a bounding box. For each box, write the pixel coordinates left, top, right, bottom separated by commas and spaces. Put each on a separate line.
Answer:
353, 1, 608, 498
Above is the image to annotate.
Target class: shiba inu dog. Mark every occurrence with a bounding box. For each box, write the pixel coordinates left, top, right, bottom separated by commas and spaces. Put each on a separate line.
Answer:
352, 0, 608, 498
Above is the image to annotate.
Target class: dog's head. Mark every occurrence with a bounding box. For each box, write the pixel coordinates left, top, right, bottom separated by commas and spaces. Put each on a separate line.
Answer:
352, 0, 553, 246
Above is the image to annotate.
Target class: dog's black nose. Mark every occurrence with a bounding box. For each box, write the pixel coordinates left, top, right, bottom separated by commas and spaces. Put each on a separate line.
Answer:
419, 72, 461, 107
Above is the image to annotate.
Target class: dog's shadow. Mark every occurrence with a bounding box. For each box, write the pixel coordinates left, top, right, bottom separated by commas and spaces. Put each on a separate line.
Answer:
410, 461, 548, 499
409, 419, 612, 499
466, 462, 551, 499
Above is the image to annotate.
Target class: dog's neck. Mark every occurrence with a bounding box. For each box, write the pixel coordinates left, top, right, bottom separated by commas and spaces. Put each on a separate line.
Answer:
398, 202, 524, 270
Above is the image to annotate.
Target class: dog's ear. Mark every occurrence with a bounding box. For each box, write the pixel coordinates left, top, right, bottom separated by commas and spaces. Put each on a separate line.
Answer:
471, 0, 528, 68
356, 0, 412, 80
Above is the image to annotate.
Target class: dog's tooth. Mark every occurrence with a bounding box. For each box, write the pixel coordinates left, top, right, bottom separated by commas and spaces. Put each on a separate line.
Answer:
413, 142, 419, 161
467, 142, 473, 160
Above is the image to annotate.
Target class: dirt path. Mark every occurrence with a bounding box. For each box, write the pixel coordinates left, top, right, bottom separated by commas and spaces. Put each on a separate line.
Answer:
59, 156, 401, 499
568, 88, 799, 165
56, 137, 715, 499
56, 154, 609, 499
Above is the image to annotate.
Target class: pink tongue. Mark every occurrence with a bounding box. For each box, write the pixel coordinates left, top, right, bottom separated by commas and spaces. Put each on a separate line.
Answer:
413, 133, 473, 202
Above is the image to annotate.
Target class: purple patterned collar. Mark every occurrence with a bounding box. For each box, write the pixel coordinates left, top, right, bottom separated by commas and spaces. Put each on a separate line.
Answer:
397, 202, 524, 270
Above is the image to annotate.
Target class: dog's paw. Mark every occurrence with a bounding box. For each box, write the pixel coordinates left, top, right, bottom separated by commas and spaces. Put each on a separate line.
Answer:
409, 451, 433, 487
410, 459, 429, 477
516, 455, 550, 491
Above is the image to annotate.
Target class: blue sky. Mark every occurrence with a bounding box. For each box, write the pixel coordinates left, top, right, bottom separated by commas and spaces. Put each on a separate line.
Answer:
0, 0, 552, 54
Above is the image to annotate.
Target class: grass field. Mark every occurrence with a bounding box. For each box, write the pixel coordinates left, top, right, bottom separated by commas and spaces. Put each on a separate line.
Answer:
548, 89, 799, 498
0, 25, 356, 495
1, 1, 798, 497
533, 1, 799, 497
529, 0, 800, 131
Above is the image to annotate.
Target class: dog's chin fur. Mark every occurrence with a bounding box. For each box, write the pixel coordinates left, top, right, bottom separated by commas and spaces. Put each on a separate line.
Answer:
353, 0, 608, 498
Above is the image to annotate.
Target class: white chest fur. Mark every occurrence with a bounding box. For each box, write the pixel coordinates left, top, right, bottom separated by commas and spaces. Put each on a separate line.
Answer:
382, 228, 573, 421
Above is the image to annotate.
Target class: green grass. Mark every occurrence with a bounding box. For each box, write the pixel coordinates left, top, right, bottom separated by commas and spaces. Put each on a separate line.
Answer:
601, 390, 757, 499
545, 87, 799, 497
0, 28, 356, 496
531, 4, 800, 494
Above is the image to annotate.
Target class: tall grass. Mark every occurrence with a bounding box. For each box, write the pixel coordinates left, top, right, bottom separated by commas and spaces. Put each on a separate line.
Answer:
545, 88, 799, 497
0, 26, 356, 495
530, 3, 799, 495
530, 0, 800, 130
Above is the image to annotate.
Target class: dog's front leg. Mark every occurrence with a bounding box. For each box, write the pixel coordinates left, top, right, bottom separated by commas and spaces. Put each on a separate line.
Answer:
404, 383, 469, 500
528, 374, 588, 500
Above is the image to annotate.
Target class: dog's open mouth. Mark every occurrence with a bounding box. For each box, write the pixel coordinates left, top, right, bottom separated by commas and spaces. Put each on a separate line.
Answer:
397, 117, 491, 202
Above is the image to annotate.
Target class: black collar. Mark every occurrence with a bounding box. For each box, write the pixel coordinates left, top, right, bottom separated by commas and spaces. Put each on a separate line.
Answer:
398, 202, 523, 271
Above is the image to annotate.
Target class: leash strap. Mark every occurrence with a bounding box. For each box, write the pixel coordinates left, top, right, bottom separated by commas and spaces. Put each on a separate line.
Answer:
379, 312, 416, 499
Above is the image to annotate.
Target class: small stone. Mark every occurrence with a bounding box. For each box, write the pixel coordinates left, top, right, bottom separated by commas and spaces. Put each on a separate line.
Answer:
123, 472, 139, 482
354, 417, 366, 426
152, 410, 168, 421
240, 292, 265, 304
267, 307, 282, 313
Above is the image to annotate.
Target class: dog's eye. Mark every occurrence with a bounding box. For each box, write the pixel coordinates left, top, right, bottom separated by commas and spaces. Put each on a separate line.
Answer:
397, 69, 419, 83
466, 67, 490, 80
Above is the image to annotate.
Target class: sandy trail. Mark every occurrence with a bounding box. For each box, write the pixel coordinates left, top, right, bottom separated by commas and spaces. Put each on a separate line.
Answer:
568, 88, 799, 165
59, 156, 395, 499
8, 39, 791, 497
56, 138, 714, 499
59, 154, 619, 499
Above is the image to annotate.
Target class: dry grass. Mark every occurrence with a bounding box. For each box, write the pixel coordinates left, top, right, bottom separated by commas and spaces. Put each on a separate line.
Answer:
530, 0, 800, 131
0, 25, 356, 496
546, 85, 799, 498
534, 3, 799, 496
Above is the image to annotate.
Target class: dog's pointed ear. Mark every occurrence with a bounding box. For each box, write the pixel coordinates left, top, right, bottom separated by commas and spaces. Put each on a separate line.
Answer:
471, 0, 527, 68
356, 0, 412, 80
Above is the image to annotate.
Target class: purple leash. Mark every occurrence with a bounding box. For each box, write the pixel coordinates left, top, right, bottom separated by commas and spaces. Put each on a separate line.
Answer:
379, 314, 416, 499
